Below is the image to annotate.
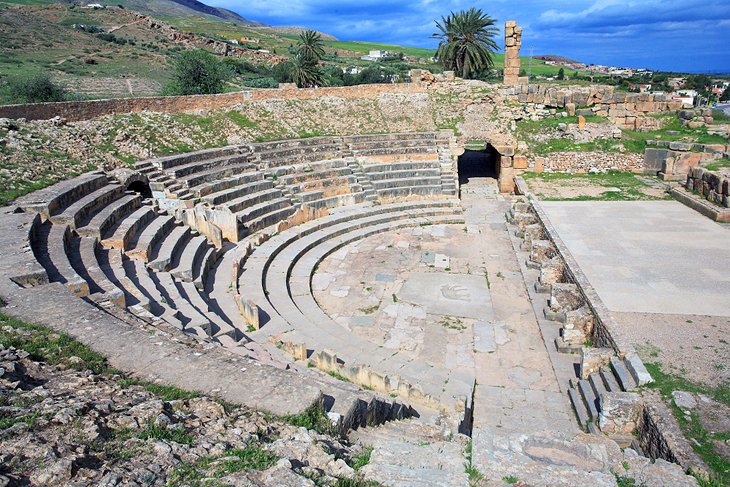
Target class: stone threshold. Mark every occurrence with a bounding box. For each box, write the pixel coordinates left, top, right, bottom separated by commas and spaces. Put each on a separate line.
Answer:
670, 186, 730, 223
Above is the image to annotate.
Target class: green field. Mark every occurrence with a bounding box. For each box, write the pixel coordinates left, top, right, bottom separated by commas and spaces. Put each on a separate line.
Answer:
323, 40, 436, 58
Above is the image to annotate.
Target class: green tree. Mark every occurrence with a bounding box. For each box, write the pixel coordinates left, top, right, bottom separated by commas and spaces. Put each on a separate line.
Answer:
9, 72, 66, 103
272, 61, 294, 83
297, 30, 326, 64
290, 54, 322, 88
557, 67, 565, 80
433, 7, 499, 79
165, 50, 230, 95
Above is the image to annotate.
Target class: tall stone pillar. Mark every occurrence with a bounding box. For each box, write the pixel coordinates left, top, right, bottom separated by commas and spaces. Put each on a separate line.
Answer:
503, 20, 523, 85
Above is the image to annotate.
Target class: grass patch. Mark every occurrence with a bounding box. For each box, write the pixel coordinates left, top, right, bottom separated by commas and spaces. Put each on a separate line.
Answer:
280, 405, 334, 435
226, 111, 258, 129
327, 370, 352, 383
521, 170, 668, 202
358, 304, 379, 315
643, 363, 730, 481
704, 160, 730, 172
116, 378, 200, 401
136, 421, 194, 445
349, 446, 373, 471
464, 439, 484, 482
217, 445, 278, 473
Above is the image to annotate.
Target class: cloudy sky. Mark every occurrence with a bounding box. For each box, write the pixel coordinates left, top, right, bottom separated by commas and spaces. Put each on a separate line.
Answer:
206, 0, 730, 73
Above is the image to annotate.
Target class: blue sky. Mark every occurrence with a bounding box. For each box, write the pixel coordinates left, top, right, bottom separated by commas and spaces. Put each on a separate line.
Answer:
207, 0, 730, 73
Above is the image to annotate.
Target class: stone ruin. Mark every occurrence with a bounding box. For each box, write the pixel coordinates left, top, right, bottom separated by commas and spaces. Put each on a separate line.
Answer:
503, 20, 527, 85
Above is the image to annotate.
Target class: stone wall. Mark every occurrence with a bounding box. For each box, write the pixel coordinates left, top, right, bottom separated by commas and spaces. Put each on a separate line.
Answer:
0, 84, 427, 123
644, 143, 724, 180
540, 151, 644, 173
685, 167, 730, 208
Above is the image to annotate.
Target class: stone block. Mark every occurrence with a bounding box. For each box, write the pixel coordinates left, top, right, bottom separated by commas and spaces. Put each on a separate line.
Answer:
598, 391, 643, 435
501, 155, 513, 168
580, 347, 614, 380
577, 115, 586, 130
494, 145, 515, 157
513, 154, 529, 169
499, 168, 516, 193
534, 157, 545, 173
565, 103, 576, 116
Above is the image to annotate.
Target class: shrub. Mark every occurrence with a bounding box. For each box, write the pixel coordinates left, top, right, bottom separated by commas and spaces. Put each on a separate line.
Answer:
8, 72, 66, 103
242, 77, 279, 89
164, 50, 231, 96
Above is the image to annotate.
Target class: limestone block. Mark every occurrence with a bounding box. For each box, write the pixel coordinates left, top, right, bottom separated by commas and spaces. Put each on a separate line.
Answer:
577, 115, 586, 130
625, 352, 653, 386
501, 155, 513, 168
534, 157, 545, 173
538, 258, 565, 286
494, 145, 516, 157
505, 37, 515, 47
529, 240, 556, 263
598, 391, 643, 435
580, 347, 614, 379
513, 154, 529, 169
499, 168, 516, 193
566, 103, 576, 116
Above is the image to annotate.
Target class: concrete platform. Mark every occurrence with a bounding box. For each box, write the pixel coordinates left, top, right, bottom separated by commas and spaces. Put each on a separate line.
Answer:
541, 200, 730, 317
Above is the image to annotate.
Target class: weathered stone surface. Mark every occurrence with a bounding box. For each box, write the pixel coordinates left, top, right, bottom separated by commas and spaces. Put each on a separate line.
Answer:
598, 391, 642, 435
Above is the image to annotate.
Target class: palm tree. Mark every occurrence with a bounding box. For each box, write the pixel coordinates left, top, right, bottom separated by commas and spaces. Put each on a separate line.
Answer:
433, 8, 499, 79
291, 53, 322, 88
297, 29, 326, 64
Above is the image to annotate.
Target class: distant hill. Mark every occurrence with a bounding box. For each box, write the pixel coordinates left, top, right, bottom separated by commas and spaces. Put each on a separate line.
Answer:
534, 55, 582, 65
112, 0, 264, 26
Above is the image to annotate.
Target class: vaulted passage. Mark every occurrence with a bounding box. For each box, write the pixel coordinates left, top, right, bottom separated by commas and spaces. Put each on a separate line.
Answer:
457, 145, 500, 188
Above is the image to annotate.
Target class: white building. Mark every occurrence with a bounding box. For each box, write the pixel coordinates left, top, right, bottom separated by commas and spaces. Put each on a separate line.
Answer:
674, 89, 698, 106
361, 50, 388, 62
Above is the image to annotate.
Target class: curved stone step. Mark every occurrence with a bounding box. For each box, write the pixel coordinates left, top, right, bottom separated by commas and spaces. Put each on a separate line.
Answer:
152, 271, 211, 331
377, 185, 446, 199
147, 225, 191, 272
372, 176, 442, 190
225, 187, 283, 214
167, 153, 251, 179
77, 193, 142, 239
182, 162, 258, 193
363, 162, 440, 173
193, 170, 263, 198
277, 167, 352, 186
127, 215, 176, 262
152, 146, 241, 171
193, 245, 220, 291
171, 235, 210, 283
15, 172, 108, 221
236, 197, 292, 223
367, 168, 441, 181
124, 258, 184, 329
50, 184, 124, 229
101, 206, 155, 251
177, 279, 239, 341
99, 248, 151, 310
204, 179, 274, 206
243, 204, 296, 235
78, 236, 126, 307
45, 224, 90, 297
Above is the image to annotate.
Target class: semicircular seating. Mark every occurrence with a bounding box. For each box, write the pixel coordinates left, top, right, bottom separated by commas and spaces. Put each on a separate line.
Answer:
17, 131, 469, 429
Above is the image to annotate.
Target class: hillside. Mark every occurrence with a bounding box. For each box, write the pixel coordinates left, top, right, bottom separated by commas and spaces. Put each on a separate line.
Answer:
114, 0, 263, 26
0, 0, 585, 103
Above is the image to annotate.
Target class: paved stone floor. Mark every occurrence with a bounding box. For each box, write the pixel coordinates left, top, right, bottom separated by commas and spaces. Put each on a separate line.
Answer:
314, 177, 579, 476
541, 200, 730, 317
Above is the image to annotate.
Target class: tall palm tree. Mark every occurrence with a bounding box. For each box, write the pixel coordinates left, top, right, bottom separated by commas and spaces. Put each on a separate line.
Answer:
433, 8, 499, 79
297, 29, 326, 64
291, 53, 322, 88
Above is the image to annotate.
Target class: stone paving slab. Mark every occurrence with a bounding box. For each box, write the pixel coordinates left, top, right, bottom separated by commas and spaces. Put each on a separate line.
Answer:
541, 201, 730, 317
398, 272, 494, 320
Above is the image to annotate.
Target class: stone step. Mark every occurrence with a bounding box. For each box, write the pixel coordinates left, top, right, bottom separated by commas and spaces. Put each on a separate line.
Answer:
346, 133, 436, 144
600, 366, 621, 393
367, 168, 442, 181
610, 357, 638, 391
589, 371, 608, 402
204, 179, 275, 206
45, 224, 90, 297
286, 175, 358, 195
193, 169, 263, 198
16, 172, 109, 221
376, 185, 446, 199
363, 161, 440, 173
125, 258, 185, 329
578, 379, 599, 419
126, 215, 177, 262
277, 167, 353, 186
77, 193, 142, 239
49, 184, 124, 229
347, 139, 438, 151
147, 225, 191, 272
206, 243, 245, 328
243, 204, 297, 235
235, 196, 292, 223
299, 192, 366, 210
176, 279, 239, 341
371, 176, 443, 190
152, 146, 242, 171
170, 235, 210, 283
166, 154, 251, 179
225, 187, 283, 214
101, 206, 155, 251
152, 271, 212, 331
77, 236, 126, 308
353, 146, 438, 159
99, 249, 151, 310
254, 136, 341, 153
193, 246, 219, 291
568, 387, 590, 428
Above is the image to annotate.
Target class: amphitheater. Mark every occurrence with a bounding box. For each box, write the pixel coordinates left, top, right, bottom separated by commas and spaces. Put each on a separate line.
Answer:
2, 38, 729, 487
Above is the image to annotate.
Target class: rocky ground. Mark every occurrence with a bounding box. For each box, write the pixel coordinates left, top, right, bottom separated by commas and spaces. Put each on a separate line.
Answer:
0, 315, 374, 487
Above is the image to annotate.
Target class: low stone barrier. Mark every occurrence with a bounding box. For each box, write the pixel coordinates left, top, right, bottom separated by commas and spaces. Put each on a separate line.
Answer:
685, 166, 730, 208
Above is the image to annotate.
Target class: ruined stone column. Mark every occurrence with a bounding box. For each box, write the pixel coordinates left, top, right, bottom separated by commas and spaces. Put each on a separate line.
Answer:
503, 20, 523, 85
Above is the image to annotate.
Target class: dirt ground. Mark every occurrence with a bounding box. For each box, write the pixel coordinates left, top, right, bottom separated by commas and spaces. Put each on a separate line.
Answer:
612, 311, 730, 388
525, 174, 668, 200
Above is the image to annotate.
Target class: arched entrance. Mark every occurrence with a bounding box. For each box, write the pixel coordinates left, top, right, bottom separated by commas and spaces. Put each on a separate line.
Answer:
457, 143, 500, 189
127, 180, 152, 199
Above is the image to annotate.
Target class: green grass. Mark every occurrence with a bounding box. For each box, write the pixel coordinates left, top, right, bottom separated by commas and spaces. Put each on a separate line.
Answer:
522, 171, 669, 202
135, 421, 194, 445
327, 370, 352, 383
217, 445, 278, 473
704, 160, 730, 172
322, 40, 435, 58
280, 405, 335, 435
643, 363, 730, 482
349, 446, 373, 471
464, 439, 484, 482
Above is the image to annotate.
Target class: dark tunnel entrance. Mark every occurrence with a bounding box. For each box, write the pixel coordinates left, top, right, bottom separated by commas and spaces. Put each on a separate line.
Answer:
127, 180, 152, 199
457, 144, 501, 189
